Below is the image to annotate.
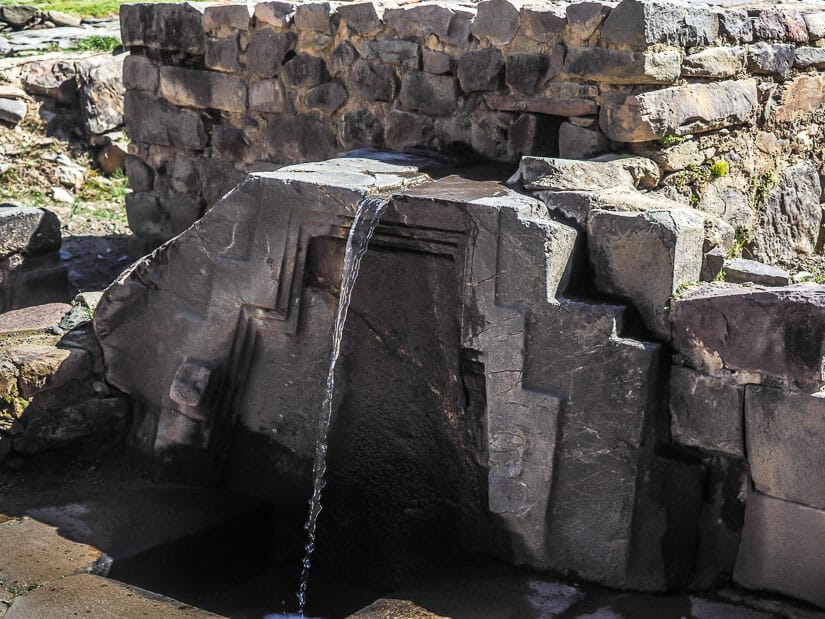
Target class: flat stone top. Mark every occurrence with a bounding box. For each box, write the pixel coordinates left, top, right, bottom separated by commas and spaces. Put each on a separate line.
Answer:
675, 281, 825, 302
0, 304, 69, 335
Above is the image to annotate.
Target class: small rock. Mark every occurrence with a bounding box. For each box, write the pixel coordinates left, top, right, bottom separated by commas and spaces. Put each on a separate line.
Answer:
0, 99, 26, 125
47, 10, 81, 27
724, 258, 790, 287
56, 165, 84, 188
52, 186, 74, 204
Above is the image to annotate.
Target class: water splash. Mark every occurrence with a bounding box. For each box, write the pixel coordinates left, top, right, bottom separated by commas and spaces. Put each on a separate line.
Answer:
296, 195, 389, 616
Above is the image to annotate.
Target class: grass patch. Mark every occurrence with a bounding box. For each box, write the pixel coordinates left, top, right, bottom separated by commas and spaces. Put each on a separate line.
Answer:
658, 134, 685, 147
67, 35, 121, 52
0, 0, 170, 19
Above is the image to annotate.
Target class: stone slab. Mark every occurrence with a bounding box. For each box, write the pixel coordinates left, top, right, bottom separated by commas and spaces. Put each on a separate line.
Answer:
0, 205, 61, 260
0, 304, 69, 335
724, 258, 790, 286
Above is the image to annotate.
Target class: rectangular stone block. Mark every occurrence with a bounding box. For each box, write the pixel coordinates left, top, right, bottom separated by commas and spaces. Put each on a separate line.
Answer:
119, 3, 204, 54
682, 47, 745, 78
205, 35, 241, 73
158, 66, 247, 113
0, 205, 61, 259
774, 74, 825, 123
484, 94, 597, 117
746, 385, 825, 510
122, 54, 158, 93
558, 121, 609, 160
563, 48, 681, 85
202, 4, 250, 33
588, 208, 705, 340
124, 92, 207, 150
734, 492, 825, 609
358, 40, 420, 69
600, 79, 759, 143
671, 285, 825, 389
398, 71, 458, 115
600, 0, 718, 50
669, 365, 744, 458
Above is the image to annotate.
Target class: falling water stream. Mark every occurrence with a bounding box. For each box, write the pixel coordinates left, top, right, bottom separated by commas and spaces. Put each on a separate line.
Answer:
296, 195, 389, 617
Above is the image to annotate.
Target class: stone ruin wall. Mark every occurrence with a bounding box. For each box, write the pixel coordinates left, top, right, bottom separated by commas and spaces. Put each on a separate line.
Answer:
110, 0, 825, 611
120, 0, 825, 260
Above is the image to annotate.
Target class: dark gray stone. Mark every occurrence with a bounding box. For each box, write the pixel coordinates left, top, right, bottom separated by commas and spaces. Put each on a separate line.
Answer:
330, 41, 358, 77
0, 205, 61, 259
282, 53, 329, 88
119, 3, 204, 54
248, 79, 286, 114
472, 0, 520, 44
457, 48, 504, 94
671, 284, 825, 389
718, 9, 753, 43
336, 2, 380, 35
752, 162, 822, 263
203, 4, 250, 32
751, 10, 807, 43
212, 124, 248, 162
305, 81, 347, 116
348, 59, 397, 102
588, 208, 705, 340
205, 35, 241, 73
398, 72, 458, 115
746, 385, 825, 510
359, 40, 419, 69
600, 0, 718, 50
245, 29, 296, 77
507, 114, 560, 160
1, 4, 37, 26
124, 155, 154, 193
701, 246, 725, 282
76, 54, 125, 135
0, 253, 70, 314
669, 365, 744, 458
505, 54, 550, 94
563, 47, 681, 85
520, 6, 566, 44
558, 122, 609, 160
122, 54, 158, 94
384, 4, 452, 40
158, 66, 247, 114
385, 110, 433, 151
748, 42, 794, 79
793, 46, 825, 70
423, 48, 452, 75
265, 114, 337, 163
340, 109, 384, 150
724, 258, 790, 287
565, 1, 610, 46
734, 492, 825, 608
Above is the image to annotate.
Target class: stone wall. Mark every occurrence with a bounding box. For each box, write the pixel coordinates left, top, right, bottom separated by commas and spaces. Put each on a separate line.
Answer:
120, 0, 825, 258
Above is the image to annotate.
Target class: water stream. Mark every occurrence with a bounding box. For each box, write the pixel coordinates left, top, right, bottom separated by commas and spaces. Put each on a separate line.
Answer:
296, 195, 389, 616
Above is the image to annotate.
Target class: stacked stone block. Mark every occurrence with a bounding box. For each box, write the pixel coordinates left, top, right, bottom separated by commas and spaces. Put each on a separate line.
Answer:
120, 0, 825, 250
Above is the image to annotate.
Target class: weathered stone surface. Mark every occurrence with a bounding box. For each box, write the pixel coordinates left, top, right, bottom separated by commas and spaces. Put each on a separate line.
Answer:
119, 3, 204, 54
794, 46, 825, 70
752, 162, 821, 263
751, 9, 807, 44
805, 12, 825, 40
0, 205, 60, 259
563, 47, 681, 85
265, 114, 337, 162
507, 114, 559, 160
601, 0, 718, 50
600, 79, 758, 142
159, 66, 246, 113
638, 139, 703, 172
254, 1, 294, 28
293, 2, 332, 32
76, 53, 125, 135
457, 48, 504, 93
4, 574, 219, 619
774, 74, 825, 122
125, 93, 206, 150
558, 122, 609, 160
348, 59, 397, 101
724, 258, 790, 287
398, 72, 457, 115
248, 79, 286, 113
340, 109, 384, 149
385, 110, 433, 151
245, 29, 296, 77
734, 492, 825, 609
1, 4, 36, 26
337, 2, 381, 35
472, 0, 519, 45
682, 47, 746, 78
504, 54, 549, 94
305, 80, 347, 115
281, 53, 329, 88
423, 48, 452, 75
671, 284, 825, 389
0, 253, 70, 314
0, 99, 26, 125
745, 386, 825, 510
359, 39, 419, 68
484, 93, 597, 117
122, 54, 158, 94
0, 304, 69, 335
205, 35, 241, 73
565, 1, 610, 46
22, 59, 77, 105
718, 9, 753, 43
669, 365, 744, 458
588, 208, 705, 339
520, 5, 566, 44
747, 42, 794, 79
517, 156, 653, 193
203, 4, 250, 33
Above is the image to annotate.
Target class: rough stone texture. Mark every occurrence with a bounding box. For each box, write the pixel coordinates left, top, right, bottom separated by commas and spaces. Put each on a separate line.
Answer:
4, 574, 219, 619
0, 304, 69, 334
718, 9, 753, 43
359, 39, 419, 68
159, 66, 247, 113
600, 79, 759, 142
793, 46, 825, 70
0, 99, 26, 125
671, 284, 825, 389
748, 42, 795, 79
745, 386, 825, 511
588, 208, 705, 339
398, 72, 458, 115
563, 48, 682, 85
76, 53, 125, 135
122, 54, 158, 94
774, 74, 825, 122
245, 29, 296, 77
735, 492, 825, 609
682, 47, 745, 78
348, 59, 397, 101
600, 0, 718, 50
125, 93, 206, 150
472, 0, 519, 45
669, 365, 744, 458
724, 258, 790, 286
557, 122, 609, 160
120, 3, 205, 54
0, 205, 61, 259
751, 162, 822, 263
457, 48, 504, 93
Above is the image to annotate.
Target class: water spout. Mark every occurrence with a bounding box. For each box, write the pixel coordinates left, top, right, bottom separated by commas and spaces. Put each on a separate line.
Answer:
296, 195, 389, 616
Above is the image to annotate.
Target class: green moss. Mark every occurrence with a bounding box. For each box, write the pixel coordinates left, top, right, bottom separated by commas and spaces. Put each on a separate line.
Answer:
659, 135, 685, 146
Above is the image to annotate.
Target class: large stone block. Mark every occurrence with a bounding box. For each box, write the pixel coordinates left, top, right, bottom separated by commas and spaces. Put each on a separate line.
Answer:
504, 54, 550, 95
671, 284, 825, 389
337, 2, 381, 36
457, 48, 504, 93
794, 47, 825, 70
682, 47, 745, 78
281, 53, 329, 88
746, 386, 825, 510
774, 74, 825, 123
265, 114, 338, 163
205, 35, 241, 73
718, 9, 753, 43
0, 205, 61, 259
734, 492, 825, 609
348, 59, 397, 102
472, 0, 519, 45
358, 40, 419, 69
119, 3, 204, 54
244, 29, 296, 77
669, 365, 744, 458
158, 67, 247, 114
122, 54, 158, 94
557, 122, 609, 160
747, 42, 794, 79
520, 5, 566, 44
398, 72, 458, 115
76, 54, 125, 135
340, 109, 384, 150
202, 4, 250, 33
565, 1, 610, 46
384, 4, 470, 47
588, 208, 705, 339
563, 47, 681, 85
600, 0, 718, 50
600, 79, 759, 143
752, 161, 821, 263
385, 110, 433, 151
